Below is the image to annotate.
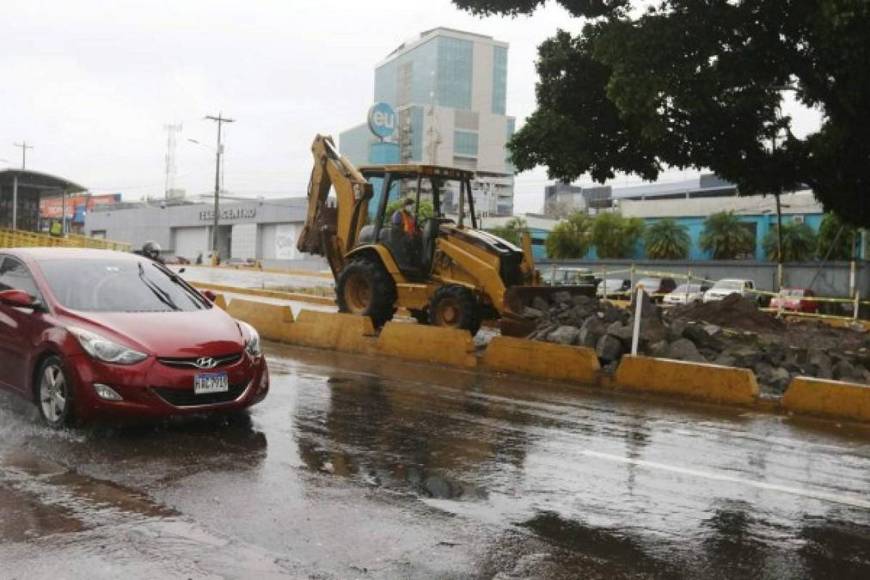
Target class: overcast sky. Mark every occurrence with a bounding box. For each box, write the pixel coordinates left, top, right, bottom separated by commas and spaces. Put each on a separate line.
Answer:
1, 0, 820, 213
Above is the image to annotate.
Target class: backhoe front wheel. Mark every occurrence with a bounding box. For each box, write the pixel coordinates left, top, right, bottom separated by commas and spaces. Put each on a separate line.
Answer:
429, 285, 481, 336
336, 258, 396, 328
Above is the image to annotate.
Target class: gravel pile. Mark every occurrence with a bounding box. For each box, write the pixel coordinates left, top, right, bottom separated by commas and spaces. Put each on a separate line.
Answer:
524, 291, 870, 396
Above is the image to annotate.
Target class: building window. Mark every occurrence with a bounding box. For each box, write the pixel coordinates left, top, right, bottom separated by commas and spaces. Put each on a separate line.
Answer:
492, 46, 508, 115
437, 37, 473, 110
454, 130, 479, 157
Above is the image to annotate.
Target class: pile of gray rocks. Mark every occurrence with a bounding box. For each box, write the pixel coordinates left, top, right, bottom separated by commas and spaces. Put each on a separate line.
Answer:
523, 291, 870, 395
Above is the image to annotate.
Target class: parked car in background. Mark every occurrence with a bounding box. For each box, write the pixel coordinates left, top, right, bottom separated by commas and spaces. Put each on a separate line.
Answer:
545, 266, 597, 287
703, 278, 758, 303
663, 283, 708, 306
636, 277, 678, 302
0, 248, 269, 427
597, 278, 632, 299
770, 288, 819, 313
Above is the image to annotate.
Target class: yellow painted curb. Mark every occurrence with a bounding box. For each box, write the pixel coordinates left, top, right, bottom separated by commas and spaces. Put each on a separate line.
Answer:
482, 336, 600, 384
614, 355, 759, 405
227, 298, 295, 342
377, 322, 476, 368
213, 294, 227, 310
193, 282, 336, 306
287, 310, 377, 354
782, 377, 870, 422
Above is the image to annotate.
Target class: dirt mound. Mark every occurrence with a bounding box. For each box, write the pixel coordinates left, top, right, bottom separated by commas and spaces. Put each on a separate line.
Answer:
669, 294, 784, 333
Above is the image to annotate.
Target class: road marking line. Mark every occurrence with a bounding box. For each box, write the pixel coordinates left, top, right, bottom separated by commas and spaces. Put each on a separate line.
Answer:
578, 449, 870, 510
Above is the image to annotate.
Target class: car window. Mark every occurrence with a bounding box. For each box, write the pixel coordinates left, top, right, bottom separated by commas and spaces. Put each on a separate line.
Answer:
0, 256, 43, 300
36, 258, 209, 313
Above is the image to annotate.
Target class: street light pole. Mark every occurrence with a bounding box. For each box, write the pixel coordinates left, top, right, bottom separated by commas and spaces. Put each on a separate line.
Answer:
204, 113, 234, 262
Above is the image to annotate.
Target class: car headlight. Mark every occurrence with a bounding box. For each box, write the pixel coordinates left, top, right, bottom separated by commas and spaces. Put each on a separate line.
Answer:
240, 321, 262, 357
69, 326, 148, 365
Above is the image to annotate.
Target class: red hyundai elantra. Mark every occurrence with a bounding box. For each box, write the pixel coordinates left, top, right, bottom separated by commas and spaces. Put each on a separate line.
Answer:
0, 248, 269, 427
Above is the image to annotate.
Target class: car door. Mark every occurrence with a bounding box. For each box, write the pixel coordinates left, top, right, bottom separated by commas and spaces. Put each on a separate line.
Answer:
0, 256, 51, 393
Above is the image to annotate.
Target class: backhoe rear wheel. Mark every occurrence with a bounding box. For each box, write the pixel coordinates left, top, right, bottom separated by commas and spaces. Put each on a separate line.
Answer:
429, 285, 481, 336
336, 257, 397, 328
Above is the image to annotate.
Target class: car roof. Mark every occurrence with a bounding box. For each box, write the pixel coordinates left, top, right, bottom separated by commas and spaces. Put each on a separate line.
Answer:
2, 248, 137, 261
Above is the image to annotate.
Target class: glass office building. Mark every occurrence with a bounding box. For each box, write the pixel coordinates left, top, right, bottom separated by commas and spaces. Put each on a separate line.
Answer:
340, 28, 516, 216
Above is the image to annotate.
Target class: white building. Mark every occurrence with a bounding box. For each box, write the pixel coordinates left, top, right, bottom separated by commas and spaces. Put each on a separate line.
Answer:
340, 28, 517, 216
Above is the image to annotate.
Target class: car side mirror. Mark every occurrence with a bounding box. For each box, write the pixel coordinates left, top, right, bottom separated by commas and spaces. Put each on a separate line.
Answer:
178, 267, 186, 274
201, 290, 218, 302
0, 289, 39, 309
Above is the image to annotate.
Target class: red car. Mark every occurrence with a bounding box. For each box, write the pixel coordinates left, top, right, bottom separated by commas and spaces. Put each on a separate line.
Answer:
770, 288, 819, 313
0, 248, 268, 427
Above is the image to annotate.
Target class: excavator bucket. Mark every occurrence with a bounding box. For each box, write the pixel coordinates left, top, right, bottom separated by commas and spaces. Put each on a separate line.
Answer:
499, 284, 598, 337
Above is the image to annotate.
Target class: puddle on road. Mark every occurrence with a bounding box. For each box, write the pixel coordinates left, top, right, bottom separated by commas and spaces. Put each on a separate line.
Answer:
0, 484, 83, 543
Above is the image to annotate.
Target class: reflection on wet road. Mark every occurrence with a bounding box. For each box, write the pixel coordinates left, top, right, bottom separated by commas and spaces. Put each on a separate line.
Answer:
1, 343, 870, 578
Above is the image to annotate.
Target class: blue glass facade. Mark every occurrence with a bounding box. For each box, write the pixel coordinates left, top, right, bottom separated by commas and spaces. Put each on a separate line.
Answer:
492, 46, 508, 115
454, 130, 478, 157
375, 39, 438, 108
436, 37, 473, 110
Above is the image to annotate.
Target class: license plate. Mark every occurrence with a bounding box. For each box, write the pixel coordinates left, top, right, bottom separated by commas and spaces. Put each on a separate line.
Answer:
194, 372, 229, 395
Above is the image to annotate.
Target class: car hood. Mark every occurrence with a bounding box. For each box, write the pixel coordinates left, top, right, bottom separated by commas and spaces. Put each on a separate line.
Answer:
63, 307, 244, 358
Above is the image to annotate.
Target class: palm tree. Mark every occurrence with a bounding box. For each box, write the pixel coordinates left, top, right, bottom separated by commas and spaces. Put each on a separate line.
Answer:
591, 212, 644, 258
816, 212, 857, 261
488, 217, 528, 245
545, 212, 592, 259
764, 221, 818, 262
643, 218, 690, 259
700, 211, 755, 259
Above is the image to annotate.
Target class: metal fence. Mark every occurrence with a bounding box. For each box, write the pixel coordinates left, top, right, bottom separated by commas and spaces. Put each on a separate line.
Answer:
0, 228, 131, 252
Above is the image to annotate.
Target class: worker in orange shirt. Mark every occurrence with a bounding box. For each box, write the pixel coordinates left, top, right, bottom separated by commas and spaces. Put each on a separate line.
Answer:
391, 198, 417, 236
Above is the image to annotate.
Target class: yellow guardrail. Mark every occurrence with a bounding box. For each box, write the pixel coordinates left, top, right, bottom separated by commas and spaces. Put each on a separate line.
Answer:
0, 228, 131, 252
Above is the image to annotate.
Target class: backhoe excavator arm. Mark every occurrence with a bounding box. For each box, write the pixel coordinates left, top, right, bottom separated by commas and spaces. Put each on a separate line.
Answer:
296, 135, 373, 276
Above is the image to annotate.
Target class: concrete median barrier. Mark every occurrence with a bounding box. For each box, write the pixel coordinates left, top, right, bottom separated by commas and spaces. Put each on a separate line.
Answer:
782, 377, 870, 423
614, 355, 759, 405
287, 310, 376, 354
227, 298, 295, 342
377, 322, 476, 368
193, 282, 336, 306
213, 294, 228, 310
482, 336, 600, 384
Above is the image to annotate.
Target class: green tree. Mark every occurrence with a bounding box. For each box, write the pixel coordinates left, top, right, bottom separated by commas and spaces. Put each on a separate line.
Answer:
643, 218, 690, 259
700, 212, 755, 260
763, 222, 818, 262
488, 217, 528, 245
590, 212, 644, 259
453, 0, 870, 226
816, 212, 858, 261
385, 198, 434, 221
545, 212, 592, 259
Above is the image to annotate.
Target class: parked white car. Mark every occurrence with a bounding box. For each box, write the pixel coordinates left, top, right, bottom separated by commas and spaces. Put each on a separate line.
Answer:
702, 278, 757, 303
663, 283, 707, 306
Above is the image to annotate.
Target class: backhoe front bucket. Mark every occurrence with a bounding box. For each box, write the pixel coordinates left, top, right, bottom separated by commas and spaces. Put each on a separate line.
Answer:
499, 284, 597, 337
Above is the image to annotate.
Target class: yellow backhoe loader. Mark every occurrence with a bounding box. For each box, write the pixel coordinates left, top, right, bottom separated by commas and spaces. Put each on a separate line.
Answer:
296, 134, 594, 335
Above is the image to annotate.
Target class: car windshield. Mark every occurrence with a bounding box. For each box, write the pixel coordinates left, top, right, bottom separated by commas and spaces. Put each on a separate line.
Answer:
37, 258, 209, 313
637, 278, 660, 289
714, 280, 744, 290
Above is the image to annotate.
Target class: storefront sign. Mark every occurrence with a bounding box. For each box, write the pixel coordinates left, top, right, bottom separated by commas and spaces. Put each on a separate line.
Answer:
199, 207, 257, 222
274, 224, 298, 260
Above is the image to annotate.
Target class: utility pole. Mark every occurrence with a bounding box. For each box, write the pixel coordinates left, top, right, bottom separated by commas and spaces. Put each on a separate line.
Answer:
204, 113, 234, 261
13, 141, 33, 169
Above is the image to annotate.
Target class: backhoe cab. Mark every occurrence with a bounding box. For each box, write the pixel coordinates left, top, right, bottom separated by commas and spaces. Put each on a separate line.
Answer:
296, 134, 594, 335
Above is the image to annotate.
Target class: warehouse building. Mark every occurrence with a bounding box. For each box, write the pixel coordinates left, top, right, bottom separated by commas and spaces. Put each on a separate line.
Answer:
84, 198, 324, 268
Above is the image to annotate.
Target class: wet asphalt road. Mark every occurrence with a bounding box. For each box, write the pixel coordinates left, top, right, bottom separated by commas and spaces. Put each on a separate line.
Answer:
1, 343, 870, 579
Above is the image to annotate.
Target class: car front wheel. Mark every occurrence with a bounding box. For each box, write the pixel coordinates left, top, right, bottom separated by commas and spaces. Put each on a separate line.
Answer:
36, 355, 76, 428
